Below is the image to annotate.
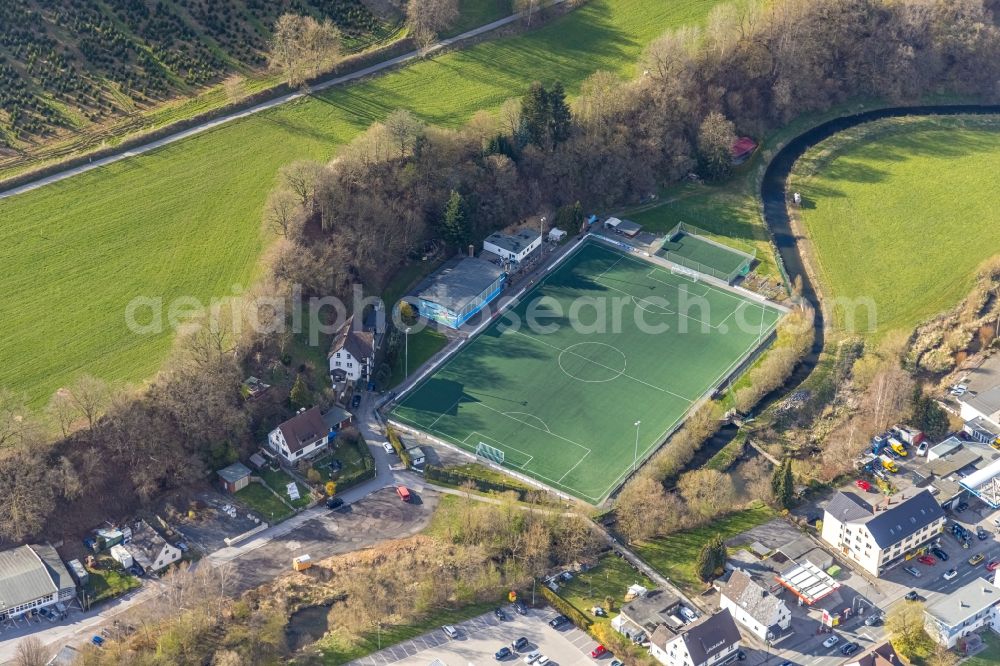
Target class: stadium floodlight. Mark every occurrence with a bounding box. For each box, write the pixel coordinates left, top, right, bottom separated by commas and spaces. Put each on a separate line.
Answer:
633, 420, 641, 473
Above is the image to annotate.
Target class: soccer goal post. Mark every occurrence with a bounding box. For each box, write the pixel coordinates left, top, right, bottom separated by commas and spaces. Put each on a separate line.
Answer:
476, 441, 505, 465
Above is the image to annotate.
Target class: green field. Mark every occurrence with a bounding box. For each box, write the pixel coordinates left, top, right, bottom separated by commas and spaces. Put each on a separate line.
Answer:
390, 241, 783, 503
791, 116, 1000, 335
0, 0, 725, 406
630, 503, 775, 595
658, 229, 753, 281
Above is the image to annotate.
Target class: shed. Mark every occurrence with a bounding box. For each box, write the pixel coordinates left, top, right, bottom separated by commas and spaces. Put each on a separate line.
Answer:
110, 544, 133, 569
604, 217, 642, 238
548, 228, 567, 242
217, 462, 253, 493
67, 559, 89, 586
731, 136, 758, 164
322, 406, 353, 433
407, 446, 427, 467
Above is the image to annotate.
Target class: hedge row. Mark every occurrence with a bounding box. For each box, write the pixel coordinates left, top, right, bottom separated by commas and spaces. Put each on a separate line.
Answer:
540, 585, 592, 630
386, 426, 411, 467
424, 464, 531, 500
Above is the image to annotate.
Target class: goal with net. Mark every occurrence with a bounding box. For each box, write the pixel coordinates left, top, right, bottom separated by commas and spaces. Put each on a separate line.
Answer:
476, 441, 505, 465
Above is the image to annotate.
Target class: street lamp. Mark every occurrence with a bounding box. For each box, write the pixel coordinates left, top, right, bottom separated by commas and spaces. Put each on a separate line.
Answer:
633, 420, 641, 473
405, 327, 411, 380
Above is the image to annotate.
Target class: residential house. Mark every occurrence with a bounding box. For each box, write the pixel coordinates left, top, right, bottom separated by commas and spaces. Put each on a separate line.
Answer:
649, 609, 742, 666
328, 315, 374, 382
611, 588, 682, 642
267, 406, 333, 464
820, 489, 945, 576
923, 578, 1000, 648
0, 544, 76, 620
719, 569, 791, 641
483, 228, 541, 263
127, 520, 183, 574
217, 461, 252, 493
845, 642, 902, 666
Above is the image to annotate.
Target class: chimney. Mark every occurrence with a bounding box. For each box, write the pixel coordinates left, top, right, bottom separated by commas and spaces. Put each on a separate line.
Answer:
468, 244, 474, 257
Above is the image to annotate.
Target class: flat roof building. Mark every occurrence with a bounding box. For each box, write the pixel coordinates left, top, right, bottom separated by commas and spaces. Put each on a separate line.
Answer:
604, 217, 642, 238
483, 228, 541, 264
924, 578, 1000, 648
417, 257, 506, 329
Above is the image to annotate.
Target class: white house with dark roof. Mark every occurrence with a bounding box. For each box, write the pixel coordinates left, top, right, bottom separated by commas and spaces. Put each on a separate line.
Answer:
127, 520, 182, 574
0, 544, 76, 620
820, 489, 945, 576
267, 406, 332, 464
719, 569, 791, 641
328, 315, 374, 382
923, 577, 1000, 648
649, 608, 742, 666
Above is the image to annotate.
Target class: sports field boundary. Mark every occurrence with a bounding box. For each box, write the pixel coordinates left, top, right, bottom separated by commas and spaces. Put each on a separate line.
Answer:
384, 235, 787, 505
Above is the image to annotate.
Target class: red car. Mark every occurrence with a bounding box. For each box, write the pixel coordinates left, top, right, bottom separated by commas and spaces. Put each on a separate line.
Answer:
590, 645, 607, 658
855, 479, 872, 492
917, 555, 936, 565
987, 560, 1000, 572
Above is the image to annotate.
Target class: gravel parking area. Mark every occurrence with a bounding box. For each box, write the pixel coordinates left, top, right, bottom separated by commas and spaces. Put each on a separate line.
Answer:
350, 605, 604, 666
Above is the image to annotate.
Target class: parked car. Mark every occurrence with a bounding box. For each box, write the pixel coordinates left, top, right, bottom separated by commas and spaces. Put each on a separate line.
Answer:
917, 555, 936, 565
932, 547, 950, 561
351, 394, 362, 409
494, 607, 507, 621
548, 615, 569, 628
514, 600, 528, 615
864, 612, 883, 626
91, 636, 105, 648
943, 568, 959, 580
326, 497, 344, 510
841, 642, 860, 656
905, 590, 920, 601
495, 647, 512, 661
987, 560, 1000, 572
610, 661, 624, 666
822, 635, 840, 649
591, 606, 607, 617
917, 441, 929, 456
977, 526, 990, 540
590, 645, 607, 658
678, 605, 697, 621
855, 479, 872, 492
382, 442, 394, 454
442, 625, 460, 639
903, 566, 921, 578
536, 657, 550, 665
956, 501, 969, 513
396, 485, 411, 502
512, 637, 530, 651
522, 650, 541, 664
970, 553, 986, 566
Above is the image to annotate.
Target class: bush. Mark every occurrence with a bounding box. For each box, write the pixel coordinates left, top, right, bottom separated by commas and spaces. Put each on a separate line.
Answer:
386, 426, 411, 467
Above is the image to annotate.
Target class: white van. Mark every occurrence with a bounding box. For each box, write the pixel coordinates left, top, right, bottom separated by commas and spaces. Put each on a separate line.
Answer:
442, 625, 459, 639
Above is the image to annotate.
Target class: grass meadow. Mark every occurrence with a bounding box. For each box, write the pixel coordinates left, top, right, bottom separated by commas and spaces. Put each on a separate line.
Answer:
0, 0, 724, 406
791, 116, 1000, 336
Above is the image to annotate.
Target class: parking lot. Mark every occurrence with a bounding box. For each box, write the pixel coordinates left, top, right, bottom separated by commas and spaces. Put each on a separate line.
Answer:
349, 605, 605, 666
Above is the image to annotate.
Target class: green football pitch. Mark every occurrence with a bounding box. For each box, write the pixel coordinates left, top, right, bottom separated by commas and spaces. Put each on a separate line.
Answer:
390, 241, 784, 503
658, 231, 752, 282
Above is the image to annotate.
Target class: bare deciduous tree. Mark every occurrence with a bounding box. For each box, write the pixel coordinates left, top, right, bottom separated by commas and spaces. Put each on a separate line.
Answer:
406, 0, 459, 47
263, 187, 302, 238
13, 636, 48, 666
384, 109, 424, 159
268, 14, 342, 87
